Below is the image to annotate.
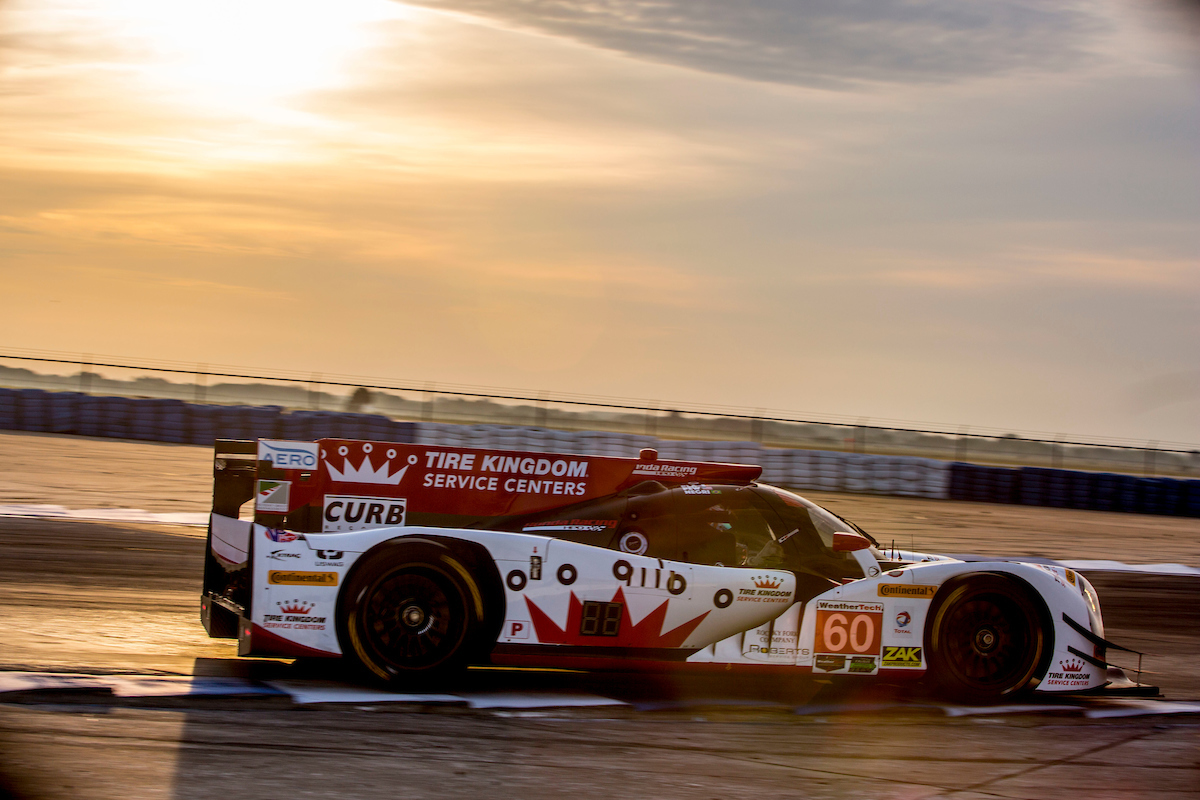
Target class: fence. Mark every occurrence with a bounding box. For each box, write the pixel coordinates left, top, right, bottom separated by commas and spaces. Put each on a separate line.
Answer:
2, 387, 1198, 518
1, 351, 1197, 478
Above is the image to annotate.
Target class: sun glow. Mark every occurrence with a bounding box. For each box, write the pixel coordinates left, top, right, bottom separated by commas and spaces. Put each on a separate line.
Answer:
69, 0, 411, 111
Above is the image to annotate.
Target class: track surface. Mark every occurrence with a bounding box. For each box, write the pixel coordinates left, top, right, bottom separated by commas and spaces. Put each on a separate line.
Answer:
1, 433, 1199, 799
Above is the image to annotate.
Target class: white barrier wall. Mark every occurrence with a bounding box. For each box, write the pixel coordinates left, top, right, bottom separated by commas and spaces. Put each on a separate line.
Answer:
413, 423, 951, 499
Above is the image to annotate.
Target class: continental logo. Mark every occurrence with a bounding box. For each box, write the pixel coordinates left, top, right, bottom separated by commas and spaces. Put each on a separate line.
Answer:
877, 584, 937, 599
882, 646, 923, 668
268, 570, 339, 586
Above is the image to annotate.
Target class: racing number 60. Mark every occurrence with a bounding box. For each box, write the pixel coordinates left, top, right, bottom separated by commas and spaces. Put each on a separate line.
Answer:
815, 609, 882, 655
822, 613, 874, 653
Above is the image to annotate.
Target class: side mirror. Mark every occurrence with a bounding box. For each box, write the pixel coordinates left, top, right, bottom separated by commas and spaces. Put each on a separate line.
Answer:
832, 531, 872, 552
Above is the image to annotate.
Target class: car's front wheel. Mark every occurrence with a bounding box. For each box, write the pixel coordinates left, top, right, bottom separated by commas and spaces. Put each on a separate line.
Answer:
925, 574, 1049, 704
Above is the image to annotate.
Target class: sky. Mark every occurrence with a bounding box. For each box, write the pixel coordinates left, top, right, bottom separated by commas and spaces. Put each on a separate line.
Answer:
1, 0, 1197, 444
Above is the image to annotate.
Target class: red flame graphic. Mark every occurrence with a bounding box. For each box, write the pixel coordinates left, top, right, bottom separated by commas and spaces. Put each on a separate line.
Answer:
525, 587, 708, 649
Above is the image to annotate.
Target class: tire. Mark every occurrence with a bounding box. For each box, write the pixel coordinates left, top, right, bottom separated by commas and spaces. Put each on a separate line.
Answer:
338, 541, 489, 683
925, 574, 1050, 704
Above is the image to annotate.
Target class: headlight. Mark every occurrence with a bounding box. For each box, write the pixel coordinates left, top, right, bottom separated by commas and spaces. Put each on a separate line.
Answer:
1078, 574, 1104, 638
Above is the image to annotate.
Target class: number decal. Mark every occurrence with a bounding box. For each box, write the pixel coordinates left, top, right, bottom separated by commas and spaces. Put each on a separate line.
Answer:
815, 609, 882, 656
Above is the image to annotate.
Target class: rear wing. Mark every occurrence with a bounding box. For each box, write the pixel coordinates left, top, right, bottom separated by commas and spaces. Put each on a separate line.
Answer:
212, 437, 763, 533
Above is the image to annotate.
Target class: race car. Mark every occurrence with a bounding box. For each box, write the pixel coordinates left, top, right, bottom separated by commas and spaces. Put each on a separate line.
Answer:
201, 437, 1146, 702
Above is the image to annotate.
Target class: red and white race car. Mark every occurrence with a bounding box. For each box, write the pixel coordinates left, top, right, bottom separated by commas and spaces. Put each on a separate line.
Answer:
201, 438, 1143, 702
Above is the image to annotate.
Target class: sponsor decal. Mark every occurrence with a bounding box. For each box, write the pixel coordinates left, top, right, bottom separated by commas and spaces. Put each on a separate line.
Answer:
882, 646, 923, 668
1065, 569, 1077, 586
258, 440, 319, 470
814, 654, 846, 672
892, 606, 915, 637
255, 480, 291, 513
315, 549, 344, 567
734, 575, 792, 604
263, 599, 328, 631
848, 656, 878, 674
323, 495, 406, 532
814, 600, 883, 673
895, 610, 911, 628
266, 549, 302, 561
681, 484, 721, 495
529, 555, 543, 580
631, 463, 698, 478
523, 519, 616, 534
877, 584, 937, 599
263, 528, 299, 543
1044, 658, 1093, 687
325, 444, 413, 485
268, 570, 338, 586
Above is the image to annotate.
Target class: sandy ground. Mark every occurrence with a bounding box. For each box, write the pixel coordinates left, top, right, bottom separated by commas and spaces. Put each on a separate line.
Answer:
2, 430, 1198, 566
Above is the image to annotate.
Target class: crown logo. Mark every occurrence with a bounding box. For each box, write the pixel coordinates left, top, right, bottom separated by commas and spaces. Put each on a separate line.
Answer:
278, 600, 314, 615
325, 455, 408, 485
1060, 659, 1084, 673
753, 576, 782, 590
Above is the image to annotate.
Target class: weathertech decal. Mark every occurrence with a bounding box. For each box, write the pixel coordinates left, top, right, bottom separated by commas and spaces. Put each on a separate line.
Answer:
813, 600, 883, 674
877, 584, 937, 599
268, 571, 338, 586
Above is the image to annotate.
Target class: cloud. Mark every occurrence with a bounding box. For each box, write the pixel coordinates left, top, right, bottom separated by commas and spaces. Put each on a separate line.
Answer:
400, 0, 1110, 88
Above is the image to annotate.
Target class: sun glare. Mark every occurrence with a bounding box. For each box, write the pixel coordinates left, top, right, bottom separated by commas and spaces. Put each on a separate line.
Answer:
100, 0, 410, 109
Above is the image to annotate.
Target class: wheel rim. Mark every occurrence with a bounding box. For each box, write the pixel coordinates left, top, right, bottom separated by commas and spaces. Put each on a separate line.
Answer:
360, 567, 464, 671
940, 593, 1035, 691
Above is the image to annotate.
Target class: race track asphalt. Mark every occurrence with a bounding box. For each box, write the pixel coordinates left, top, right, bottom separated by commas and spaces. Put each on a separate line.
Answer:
1, 432, 1198, 799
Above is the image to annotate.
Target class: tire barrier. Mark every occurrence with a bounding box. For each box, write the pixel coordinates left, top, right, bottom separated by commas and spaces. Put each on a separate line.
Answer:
1, 386, 1196, 517
947, 462, 1199, 518
0, 388, 417, 449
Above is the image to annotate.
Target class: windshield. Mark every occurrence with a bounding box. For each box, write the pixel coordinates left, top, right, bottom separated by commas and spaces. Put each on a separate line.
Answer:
758, 486, 861, 547
751, 486, 870, 583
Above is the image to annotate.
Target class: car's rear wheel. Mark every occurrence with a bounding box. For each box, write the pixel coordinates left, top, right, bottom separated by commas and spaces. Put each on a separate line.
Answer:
340, 542, 485, 683
925, 574, 1049, 704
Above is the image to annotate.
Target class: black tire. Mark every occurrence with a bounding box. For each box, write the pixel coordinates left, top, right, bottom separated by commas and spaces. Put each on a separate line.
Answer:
925, 574, 1050, 704
338, 541, 488, 683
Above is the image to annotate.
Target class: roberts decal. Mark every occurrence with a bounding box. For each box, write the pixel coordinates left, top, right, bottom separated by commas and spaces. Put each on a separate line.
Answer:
268, 571, 338, 586
258, 440, 319, 470
877, 584, 937, 599
323, 495, 406, 532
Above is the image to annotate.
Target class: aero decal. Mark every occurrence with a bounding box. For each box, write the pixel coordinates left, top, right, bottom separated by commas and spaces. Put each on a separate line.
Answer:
525, 587, 708, 648
258, 440, 319, 469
